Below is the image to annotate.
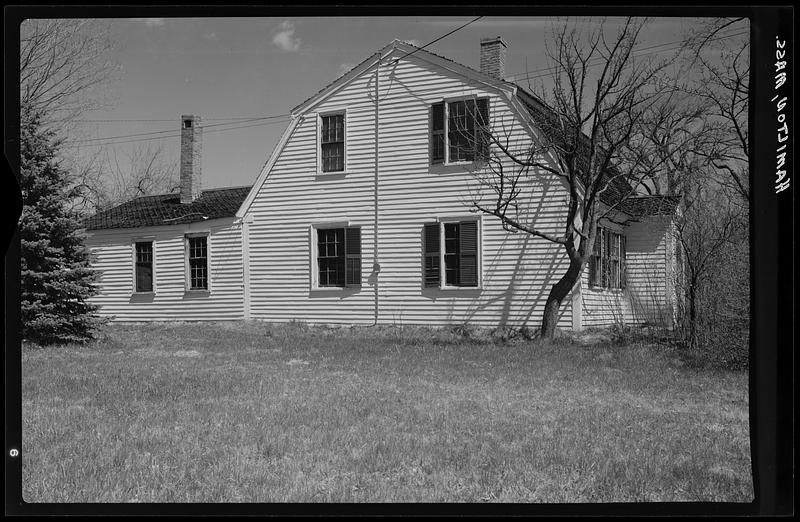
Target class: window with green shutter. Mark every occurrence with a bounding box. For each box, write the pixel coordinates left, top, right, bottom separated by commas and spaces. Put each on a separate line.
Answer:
423, 220, 479, 288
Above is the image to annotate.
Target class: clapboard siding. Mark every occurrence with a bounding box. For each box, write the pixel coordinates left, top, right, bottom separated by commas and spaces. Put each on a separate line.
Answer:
85, 217, 244, 321
245, 50, 572, 328
580, 215, 674, 327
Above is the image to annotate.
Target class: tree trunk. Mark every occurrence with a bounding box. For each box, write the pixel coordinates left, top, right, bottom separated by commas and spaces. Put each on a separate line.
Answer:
541, 256, 585, 339
688, 282, 697, 349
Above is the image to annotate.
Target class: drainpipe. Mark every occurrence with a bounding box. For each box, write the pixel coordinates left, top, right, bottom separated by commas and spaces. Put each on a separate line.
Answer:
373, 52, 381, 326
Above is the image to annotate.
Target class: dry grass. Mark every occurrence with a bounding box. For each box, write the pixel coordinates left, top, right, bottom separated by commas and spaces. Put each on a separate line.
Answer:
22, 321, 753, 503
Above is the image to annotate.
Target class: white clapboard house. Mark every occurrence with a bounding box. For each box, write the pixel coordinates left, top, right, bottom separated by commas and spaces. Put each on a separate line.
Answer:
83, 38, 681, 329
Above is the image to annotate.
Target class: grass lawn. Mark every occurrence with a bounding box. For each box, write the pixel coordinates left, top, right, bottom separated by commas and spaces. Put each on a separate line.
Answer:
21, 321, 753, 503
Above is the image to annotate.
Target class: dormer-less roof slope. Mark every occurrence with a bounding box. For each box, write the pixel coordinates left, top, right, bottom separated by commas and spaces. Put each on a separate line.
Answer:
83, 186, 252, 231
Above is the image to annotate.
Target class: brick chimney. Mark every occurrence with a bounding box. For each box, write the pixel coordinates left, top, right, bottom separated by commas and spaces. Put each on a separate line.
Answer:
480, 36, 507, 80
180, 114, 202, 204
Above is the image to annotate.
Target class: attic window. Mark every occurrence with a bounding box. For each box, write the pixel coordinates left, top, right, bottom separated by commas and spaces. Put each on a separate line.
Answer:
183, 119, 193, 129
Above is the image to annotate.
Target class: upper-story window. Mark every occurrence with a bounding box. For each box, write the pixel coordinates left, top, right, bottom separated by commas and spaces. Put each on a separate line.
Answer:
320, 112, 345, 173
589, 227, 626, 289
431, 98, 490, 165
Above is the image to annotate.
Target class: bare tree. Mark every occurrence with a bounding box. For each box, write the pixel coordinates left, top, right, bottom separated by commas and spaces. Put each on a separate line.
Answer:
467, 18, 678, 338
20, 18, 117, 129
673, 183, 745, 348
70, 142, 179, 214
682, 18, 749, 203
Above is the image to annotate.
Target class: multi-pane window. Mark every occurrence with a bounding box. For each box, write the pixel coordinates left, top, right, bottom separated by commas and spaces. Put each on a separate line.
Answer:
134, 241, 153, 292
423, 220, 479, 288
317, 227, 361, 288
187, 236, 208, 290
589, 227, 626, 289
431, 98, 489, 164
321, 113, 345, 172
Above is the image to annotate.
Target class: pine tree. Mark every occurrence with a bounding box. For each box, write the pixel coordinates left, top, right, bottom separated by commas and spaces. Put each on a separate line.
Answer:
19, 104, 104, 344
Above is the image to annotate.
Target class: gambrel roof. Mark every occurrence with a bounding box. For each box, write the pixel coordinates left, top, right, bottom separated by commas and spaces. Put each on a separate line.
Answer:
83, 186, 251, 230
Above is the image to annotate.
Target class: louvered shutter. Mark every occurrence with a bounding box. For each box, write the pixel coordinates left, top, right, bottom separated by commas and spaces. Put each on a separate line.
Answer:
423, 223, 440, 287
620, 234, 627, 289
345, 227, 361, 287
476, 98, 490, 161
458, 221, 478, 286
431, 102, 445, 164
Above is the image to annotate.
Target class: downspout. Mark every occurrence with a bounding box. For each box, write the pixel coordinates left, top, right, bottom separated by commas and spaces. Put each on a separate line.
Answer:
373, 52, 381, 326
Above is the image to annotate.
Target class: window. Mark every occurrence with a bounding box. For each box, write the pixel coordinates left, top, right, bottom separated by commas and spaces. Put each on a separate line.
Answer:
316, 227, 361, 288
431, 98, 489, 164
187, 235, 208, 290
320, 113, 345, 172
134, 241, 153, 292
423, 220, 479, 288
589, 227, 626, 289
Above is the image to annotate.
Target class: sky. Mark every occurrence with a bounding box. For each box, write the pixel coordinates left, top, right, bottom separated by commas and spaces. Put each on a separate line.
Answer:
62, 16, 744, 191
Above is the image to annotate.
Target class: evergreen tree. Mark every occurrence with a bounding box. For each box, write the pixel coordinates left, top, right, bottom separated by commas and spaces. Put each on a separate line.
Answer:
19, 104, 103, 344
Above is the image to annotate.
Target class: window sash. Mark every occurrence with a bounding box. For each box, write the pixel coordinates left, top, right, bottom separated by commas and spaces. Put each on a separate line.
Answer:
431, 98, 489, 165
187, 236, 208, 290
590, 227, 625, 289
317, 227, 361, 288
134, 241, 153, 292
424, 220, 479, 288
321, 114, 345, 172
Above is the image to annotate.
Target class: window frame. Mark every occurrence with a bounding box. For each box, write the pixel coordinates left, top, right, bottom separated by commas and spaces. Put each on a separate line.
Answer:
589, 226, 626, 290
184, 232, 211, 293
131, 238, 156, 294
423, 216, 483, 290
309, 222, 362, 291
430, 96, 490, 166
317, 109, 347, 174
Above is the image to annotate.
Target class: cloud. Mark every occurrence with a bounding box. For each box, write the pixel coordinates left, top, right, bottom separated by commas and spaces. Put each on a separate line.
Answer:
337, 62, 356, 77
272, 20, 301, 52
204, 32, 219, 40
131, 18, 166, 27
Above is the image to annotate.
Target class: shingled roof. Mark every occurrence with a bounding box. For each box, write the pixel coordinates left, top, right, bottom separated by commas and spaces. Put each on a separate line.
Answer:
83, 186, 252, 231
617, 195, 681, 218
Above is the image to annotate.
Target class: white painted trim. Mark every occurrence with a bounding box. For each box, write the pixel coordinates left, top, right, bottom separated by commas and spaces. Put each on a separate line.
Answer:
241, 216, 251, 320
184, 232, 212, 294
571, 280, 583, 331
236, 117, 301, 219
292, 51, 385, 115
131, 237, 156, 295
429, 215, 483, 291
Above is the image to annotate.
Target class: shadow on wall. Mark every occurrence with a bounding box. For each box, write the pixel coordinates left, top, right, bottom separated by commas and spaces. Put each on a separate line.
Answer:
627, 267, 673, 327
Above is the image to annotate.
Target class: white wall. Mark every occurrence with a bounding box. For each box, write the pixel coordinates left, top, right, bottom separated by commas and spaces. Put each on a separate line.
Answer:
85, 217, 244, 321
245, 47, 573, 328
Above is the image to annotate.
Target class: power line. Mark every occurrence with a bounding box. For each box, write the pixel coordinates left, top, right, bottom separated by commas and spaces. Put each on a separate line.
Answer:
66, 114, 290, 145
62, 118, 291, 149
505, 29, 747, 83
391, 16, 484, 65
73, 116, 287, 123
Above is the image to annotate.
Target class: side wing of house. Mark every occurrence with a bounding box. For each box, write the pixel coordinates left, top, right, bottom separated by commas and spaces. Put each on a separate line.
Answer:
240, 43, 575, 328
578, 214, 678, 328
85, 218, 244, 321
